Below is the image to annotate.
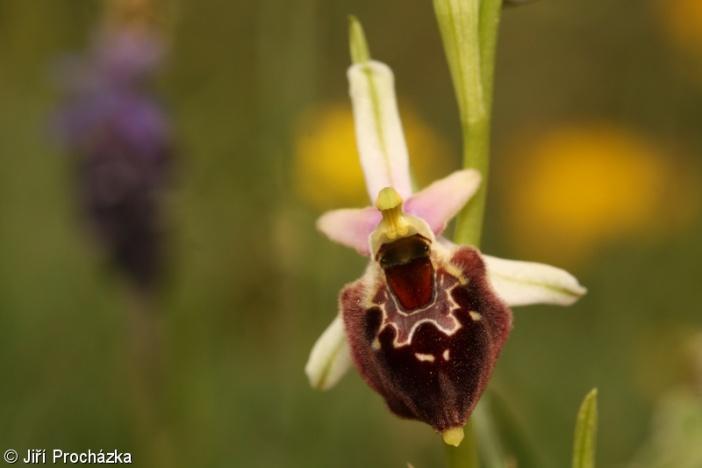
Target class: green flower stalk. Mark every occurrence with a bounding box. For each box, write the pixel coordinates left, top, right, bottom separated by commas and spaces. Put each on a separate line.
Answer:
433, 0, 503, 248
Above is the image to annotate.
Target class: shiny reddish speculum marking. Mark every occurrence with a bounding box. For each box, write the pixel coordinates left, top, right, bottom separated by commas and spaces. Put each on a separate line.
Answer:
378, 235, 435, 311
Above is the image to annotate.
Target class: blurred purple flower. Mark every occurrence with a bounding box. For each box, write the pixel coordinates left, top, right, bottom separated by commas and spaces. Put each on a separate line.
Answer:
56, 29, 173, 291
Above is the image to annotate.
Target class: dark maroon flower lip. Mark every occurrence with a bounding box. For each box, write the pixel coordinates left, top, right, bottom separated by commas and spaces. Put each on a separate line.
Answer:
344, 243, 512, 436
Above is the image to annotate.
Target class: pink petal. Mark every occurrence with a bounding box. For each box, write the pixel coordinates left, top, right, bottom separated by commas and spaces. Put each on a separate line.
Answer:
316, 207, 381, 256
405, 169, 481, 235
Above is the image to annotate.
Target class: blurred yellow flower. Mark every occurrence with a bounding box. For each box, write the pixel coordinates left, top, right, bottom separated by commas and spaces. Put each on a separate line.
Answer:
502, 125, 699, 265
658, 0, 702, 57
293, 103, 455, 209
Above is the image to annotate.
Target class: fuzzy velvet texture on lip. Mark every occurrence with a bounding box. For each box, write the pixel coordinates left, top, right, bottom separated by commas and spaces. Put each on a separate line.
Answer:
342, 246, 512, 432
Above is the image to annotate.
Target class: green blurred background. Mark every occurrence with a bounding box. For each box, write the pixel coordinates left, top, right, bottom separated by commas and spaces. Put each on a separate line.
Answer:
1, 0, 701, 467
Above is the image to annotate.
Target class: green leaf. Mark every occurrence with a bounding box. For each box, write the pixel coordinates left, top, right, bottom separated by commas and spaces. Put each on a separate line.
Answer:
572, 388, 598, 468
432, 0, 485, 126
433, 0, 502, 248
472, 397, 507, 468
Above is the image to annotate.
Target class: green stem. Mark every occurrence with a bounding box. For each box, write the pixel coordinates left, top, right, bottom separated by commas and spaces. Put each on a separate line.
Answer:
473, 398, 508, 468
434, 0, 503, 248
454, 116, 490, 247
125, 289, 174, 467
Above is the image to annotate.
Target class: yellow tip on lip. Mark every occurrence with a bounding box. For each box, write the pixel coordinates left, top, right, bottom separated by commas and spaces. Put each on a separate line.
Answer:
442, 427, 465, 447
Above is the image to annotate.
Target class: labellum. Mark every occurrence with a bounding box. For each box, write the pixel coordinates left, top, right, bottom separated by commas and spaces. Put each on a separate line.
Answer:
342, 187, 512, 440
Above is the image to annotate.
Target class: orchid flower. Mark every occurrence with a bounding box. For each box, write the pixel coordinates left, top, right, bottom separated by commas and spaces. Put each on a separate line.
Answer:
305, 21, 585, 445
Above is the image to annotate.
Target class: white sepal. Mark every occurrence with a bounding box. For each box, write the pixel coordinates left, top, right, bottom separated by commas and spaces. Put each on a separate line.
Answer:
348, 60, 413, 203
305, 315, 353, 390
483, 255, 586, 307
